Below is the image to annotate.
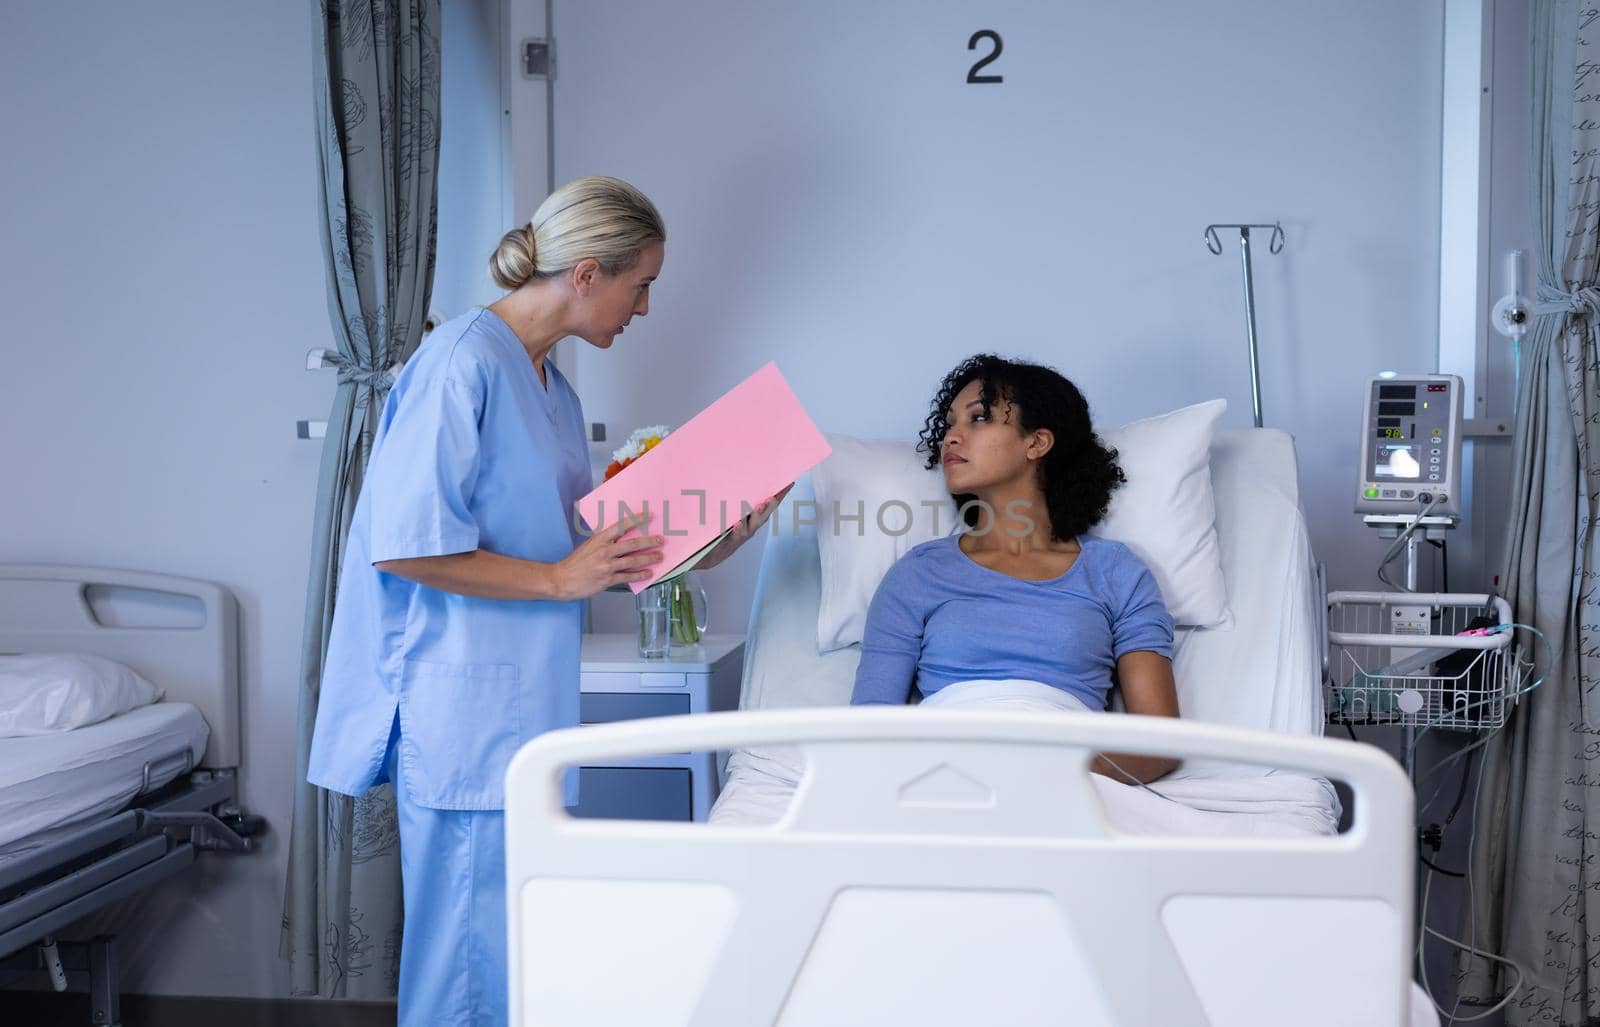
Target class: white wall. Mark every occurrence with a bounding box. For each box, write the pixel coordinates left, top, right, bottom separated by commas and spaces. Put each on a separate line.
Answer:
0, 2, 502, 999
557, 0, 1448, 636
435, 1, 513, 322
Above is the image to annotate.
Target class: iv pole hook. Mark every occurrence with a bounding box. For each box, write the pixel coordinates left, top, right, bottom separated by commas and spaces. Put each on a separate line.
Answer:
1204, 222, 1285, 427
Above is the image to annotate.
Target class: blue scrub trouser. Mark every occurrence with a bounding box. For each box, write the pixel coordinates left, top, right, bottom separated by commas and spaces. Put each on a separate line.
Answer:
384, 740, 508, 1027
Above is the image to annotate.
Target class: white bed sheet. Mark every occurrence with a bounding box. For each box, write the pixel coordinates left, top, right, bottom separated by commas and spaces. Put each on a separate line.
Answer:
712, 679, 1340, 835
0, 701, 209, 859
1170, 428, 1323, 741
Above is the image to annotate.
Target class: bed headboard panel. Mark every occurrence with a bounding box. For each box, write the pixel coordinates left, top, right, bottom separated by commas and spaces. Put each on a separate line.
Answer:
0, 564, 241, 768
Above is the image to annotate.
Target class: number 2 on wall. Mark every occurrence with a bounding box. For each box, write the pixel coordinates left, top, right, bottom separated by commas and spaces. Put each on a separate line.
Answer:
967, 30, 1003, 84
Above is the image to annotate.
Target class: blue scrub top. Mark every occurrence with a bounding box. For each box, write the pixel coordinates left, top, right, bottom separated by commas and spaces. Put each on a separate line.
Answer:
307, 308, 592, 810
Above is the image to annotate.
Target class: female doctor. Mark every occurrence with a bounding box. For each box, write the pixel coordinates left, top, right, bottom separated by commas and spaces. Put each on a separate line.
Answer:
306, 177, 779, 1026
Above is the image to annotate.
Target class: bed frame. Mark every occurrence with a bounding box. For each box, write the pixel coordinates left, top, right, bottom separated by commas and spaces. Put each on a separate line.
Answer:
0, 564, 258, 1025
506, 709, 1415, 1025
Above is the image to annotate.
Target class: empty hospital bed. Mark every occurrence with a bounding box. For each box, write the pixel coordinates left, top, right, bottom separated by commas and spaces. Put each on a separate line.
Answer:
0, 565, 259, 1021
505, 428, 1438, 1025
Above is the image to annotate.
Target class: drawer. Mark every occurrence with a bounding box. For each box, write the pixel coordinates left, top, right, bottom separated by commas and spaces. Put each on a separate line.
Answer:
580, 692, 690, 725
570, 766, 692, 821
582, 671, 689, 691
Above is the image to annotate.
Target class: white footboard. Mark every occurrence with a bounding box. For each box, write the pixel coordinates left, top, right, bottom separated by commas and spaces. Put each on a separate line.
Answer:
506, 709, 1415, 1027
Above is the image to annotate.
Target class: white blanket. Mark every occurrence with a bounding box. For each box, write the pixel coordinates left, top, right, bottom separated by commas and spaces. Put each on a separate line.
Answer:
710, 679, 1340, 837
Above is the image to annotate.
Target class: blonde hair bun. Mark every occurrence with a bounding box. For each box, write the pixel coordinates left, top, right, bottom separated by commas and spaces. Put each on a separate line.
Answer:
489, 225, 538, 291
488, 176, 664, 291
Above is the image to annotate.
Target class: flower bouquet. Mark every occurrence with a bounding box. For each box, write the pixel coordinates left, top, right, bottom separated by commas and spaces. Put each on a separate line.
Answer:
603, 424, 672, 483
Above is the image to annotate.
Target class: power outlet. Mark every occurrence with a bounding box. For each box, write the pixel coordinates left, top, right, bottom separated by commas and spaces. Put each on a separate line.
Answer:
1390, 604, 1431, 637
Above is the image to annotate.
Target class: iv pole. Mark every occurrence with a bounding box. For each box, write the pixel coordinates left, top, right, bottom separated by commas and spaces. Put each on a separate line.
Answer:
1204, 223, 1285, 429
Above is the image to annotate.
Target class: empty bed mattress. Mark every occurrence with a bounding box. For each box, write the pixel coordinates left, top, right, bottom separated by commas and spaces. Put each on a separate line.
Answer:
0, 702, 209, 859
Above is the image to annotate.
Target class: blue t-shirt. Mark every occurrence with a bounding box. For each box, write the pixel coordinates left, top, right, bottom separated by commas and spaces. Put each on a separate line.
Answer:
849, 534, 1174, 709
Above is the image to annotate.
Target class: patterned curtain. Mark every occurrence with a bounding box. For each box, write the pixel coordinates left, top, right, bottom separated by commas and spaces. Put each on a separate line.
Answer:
1458, 2, 1600, 1022
281, 0, 440, 998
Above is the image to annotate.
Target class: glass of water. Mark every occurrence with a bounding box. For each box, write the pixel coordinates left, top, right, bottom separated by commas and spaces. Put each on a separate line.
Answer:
635, 581, 670, 659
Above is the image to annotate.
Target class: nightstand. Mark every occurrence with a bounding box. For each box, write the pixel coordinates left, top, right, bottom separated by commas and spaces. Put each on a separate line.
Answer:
574, 633, 744, 822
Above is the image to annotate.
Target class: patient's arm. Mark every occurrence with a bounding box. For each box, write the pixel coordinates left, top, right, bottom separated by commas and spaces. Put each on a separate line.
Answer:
1092, 651, 1180, 784
849, 559, 924, 705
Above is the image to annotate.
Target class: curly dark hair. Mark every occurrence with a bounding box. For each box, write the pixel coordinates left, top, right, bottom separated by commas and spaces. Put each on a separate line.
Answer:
918, 354, 1125, 541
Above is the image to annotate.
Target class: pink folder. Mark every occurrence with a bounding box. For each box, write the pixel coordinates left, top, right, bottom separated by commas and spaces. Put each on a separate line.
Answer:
576, 362, 832, 592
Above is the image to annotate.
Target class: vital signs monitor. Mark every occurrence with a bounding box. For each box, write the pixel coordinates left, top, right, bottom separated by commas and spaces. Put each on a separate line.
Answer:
1354, 373, 1463, 521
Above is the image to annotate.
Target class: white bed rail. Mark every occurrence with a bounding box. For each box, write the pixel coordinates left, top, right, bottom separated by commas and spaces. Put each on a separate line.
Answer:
1325, 591, 1512, 650
506, 710, 1416, 1027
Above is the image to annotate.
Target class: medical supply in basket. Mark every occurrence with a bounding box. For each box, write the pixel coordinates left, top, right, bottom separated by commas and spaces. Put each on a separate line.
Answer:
1326, 594, 1528, 733
1332, 618, 1505, 721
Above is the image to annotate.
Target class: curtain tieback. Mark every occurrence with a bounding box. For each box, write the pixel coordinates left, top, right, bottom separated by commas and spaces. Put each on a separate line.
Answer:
1534, 284, 1600, 318
325, 352, 396, 402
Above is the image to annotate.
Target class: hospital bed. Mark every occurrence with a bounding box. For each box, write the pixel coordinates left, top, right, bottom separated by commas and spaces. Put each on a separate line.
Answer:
0, 565, 258, 1021
505, 428, 1438, 1025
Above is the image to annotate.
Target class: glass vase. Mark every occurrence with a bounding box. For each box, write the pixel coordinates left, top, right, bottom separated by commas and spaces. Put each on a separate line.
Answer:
635, 581, 671, 659
667, 573, 709, 650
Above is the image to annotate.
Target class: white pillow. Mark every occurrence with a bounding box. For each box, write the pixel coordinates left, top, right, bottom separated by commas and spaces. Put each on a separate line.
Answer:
0, 653, 164, 737
812, 399, 1232, 652
812, 434, 958, 652
1097, 399, 1232, 629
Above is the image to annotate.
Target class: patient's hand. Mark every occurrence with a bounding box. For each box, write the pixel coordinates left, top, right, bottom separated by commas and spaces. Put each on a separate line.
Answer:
1092, 752, 1180, 785
695, 483, 794, 570
1093, 651, 1182, 784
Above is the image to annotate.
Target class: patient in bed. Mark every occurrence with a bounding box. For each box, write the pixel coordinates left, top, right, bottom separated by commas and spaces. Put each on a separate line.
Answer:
849, 354, 1181, 785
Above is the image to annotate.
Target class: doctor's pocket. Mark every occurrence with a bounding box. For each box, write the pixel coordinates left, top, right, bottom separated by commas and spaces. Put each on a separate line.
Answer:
396, 659, 521, 809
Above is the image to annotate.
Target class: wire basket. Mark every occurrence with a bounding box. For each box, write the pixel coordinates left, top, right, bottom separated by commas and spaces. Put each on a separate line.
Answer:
1325, 591, 1531, 730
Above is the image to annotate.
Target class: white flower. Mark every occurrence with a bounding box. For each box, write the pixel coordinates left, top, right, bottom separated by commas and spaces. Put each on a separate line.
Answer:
611, 425, 671, 465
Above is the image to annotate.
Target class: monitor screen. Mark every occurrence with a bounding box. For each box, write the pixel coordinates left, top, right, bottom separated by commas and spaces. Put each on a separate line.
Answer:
1374, 444, 1420, 479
